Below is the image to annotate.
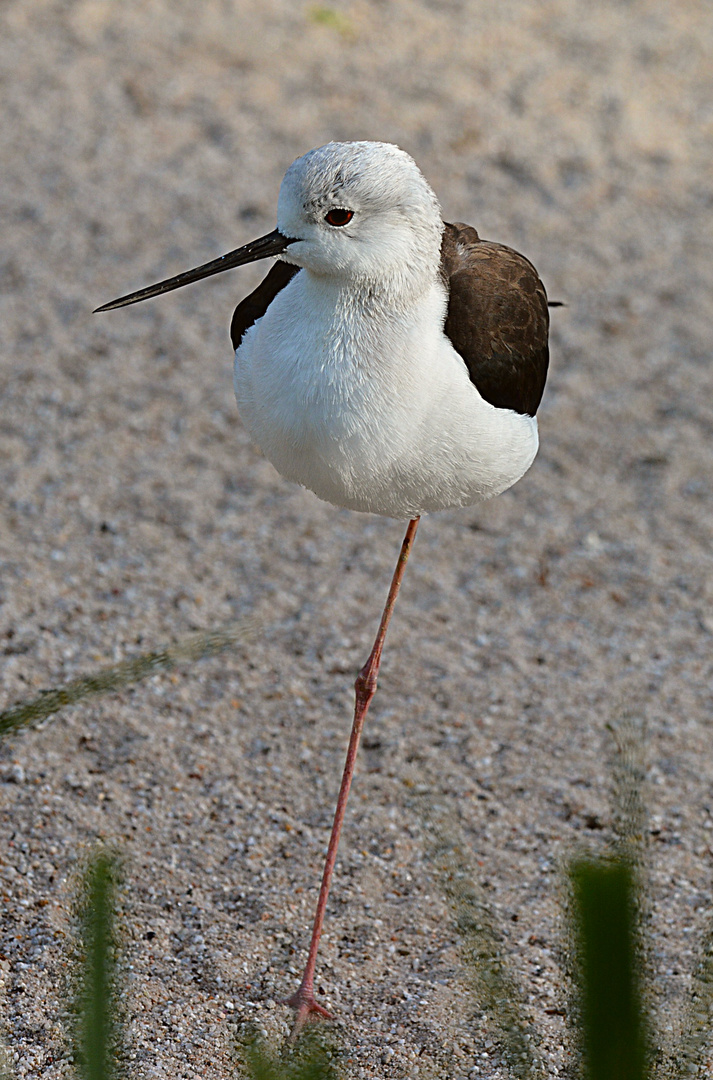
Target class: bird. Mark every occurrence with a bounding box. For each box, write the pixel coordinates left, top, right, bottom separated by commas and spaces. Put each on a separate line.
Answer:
95, 140, 554, 1029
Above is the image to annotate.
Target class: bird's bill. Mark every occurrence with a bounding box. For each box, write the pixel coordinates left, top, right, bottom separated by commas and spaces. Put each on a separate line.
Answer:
93, 228, 295, 313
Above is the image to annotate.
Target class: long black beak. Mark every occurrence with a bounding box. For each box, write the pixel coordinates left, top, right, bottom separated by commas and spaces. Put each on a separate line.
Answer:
93, 229, 296, 313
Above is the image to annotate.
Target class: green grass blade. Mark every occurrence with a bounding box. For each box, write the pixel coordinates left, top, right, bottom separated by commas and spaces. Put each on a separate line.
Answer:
570, 858, 648, 1080
74, 850, 121, 1080
607, 715, 648, 865
288, 1029, 341, 1080
235, 1025, 341, 1080
238, 1033, 284, 1080
415, 798, 545, 1079
0, 618, 259, 737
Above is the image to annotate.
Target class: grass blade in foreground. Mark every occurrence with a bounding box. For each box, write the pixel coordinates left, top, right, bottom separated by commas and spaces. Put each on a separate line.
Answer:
0, 618, 259, 738
570, 858, 648, 1080
414, 798, 544, 1079
73, 850, 121, 1080
236, 1024, 341, 1080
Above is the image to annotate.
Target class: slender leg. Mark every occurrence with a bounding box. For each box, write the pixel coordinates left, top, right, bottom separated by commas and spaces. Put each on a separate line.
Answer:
285, 517, 420, 1029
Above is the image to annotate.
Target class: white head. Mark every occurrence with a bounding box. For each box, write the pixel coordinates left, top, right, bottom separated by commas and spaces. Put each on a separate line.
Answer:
94, 141, 444, 314
277, 141, 444, 292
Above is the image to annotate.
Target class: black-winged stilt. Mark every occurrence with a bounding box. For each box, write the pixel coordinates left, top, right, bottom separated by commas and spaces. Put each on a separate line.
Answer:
96, 140, 553, 1027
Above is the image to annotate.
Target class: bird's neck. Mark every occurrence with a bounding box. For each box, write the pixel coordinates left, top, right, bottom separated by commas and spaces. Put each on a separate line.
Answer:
303, 262, 437, 321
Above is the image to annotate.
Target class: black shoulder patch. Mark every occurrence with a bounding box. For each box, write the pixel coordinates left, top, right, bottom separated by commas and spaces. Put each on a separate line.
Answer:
230, 261, 301, 350
440, 222, 550, 416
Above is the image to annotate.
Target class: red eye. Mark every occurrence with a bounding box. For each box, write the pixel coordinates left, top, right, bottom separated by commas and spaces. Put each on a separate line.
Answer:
325, 208, 354, 227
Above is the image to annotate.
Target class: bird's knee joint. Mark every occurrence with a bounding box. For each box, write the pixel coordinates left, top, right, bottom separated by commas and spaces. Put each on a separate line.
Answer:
355, 669, 377, 701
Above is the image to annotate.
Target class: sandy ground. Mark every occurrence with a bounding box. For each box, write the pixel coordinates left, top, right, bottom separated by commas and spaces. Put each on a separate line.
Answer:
1, 0, 713, 1076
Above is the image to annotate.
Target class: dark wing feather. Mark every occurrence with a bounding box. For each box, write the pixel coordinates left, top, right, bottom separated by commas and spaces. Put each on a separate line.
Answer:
441, 222, 550, 416
230, 261, 301, 350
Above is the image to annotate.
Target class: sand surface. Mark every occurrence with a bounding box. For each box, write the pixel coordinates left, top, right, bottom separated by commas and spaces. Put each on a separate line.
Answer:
1, 0, 712, 1076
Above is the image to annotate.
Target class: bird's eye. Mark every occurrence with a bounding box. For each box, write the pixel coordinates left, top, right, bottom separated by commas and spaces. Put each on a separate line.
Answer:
325, 208, 354, 227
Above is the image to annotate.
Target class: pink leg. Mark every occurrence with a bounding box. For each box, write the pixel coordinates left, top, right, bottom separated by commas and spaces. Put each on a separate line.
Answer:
285, 517, 420, 1030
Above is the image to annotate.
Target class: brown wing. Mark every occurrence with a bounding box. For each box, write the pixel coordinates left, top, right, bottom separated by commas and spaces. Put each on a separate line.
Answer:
230, 261, 302, 350
441, 222, 550, 416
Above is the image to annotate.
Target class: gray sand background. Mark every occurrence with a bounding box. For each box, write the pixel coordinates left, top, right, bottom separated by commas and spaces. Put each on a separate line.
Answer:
1, 0, 712, 1076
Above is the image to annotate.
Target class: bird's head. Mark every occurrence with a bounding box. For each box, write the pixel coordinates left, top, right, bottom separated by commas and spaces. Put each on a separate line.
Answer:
276, 141, 444, 290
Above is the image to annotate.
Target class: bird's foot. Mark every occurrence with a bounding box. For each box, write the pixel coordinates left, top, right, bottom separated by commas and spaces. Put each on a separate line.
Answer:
282, 981, 334, 1034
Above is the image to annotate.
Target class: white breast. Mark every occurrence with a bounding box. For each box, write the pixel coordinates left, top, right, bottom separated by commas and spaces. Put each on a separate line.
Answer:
233, 270, 538, 518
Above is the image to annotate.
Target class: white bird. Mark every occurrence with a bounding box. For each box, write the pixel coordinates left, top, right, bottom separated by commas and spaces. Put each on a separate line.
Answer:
96, 140, 554, 1028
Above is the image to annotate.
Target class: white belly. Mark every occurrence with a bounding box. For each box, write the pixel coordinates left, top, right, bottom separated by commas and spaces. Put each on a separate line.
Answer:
233, 271, 538, 518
